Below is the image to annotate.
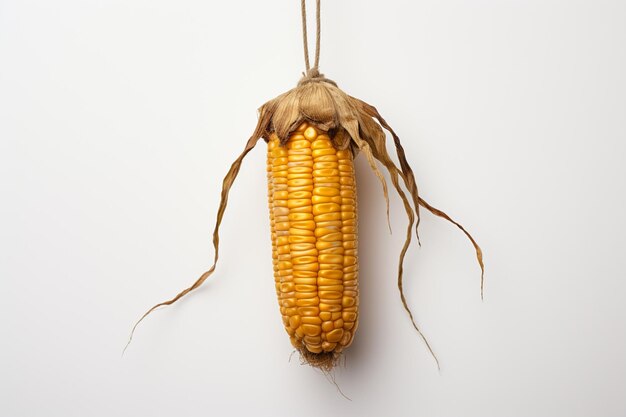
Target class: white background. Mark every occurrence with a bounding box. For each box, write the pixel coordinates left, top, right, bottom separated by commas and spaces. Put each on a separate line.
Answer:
1, 0, 625, 416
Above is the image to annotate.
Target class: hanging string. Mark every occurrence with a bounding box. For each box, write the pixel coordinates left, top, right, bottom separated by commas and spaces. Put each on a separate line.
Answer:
314, 0, 321, 69
301, 0, 310, 71
301, 0, 321, 76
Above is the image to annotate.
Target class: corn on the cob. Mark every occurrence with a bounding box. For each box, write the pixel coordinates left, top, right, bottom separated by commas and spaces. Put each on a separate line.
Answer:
127, 69, 484, 371
267, 123, 358, 356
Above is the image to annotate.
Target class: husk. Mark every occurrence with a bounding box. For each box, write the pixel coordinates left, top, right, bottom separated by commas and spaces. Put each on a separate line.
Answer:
126, 72, 484, 370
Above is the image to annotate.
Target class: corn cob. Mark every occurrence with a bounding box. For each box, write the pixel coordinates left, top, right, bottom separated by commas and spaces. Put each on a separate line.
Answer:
267, 123, 358, 358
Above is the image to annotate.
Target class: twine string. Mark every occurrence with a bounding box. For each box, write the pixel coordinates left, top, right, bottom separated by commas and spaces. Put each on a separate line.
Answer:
301, 0, 321, 77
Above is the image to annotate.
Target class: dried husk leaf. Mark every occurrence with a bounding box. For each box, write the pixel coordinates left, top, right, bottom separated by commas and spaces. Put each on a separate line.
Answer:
330, 126, 351, 150
296, 82, 337, 130
272, 89, 300, 142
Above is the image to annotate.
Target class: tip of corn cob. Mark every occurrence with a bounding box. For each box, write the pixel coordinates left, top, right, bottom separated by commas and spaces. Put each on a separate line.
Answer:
297, 348, 340, 371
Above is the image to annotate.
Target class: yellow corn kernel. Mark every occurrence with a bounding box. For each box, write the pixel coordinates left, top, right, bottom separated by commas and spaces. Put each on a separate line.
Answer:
314, 186, 340, 196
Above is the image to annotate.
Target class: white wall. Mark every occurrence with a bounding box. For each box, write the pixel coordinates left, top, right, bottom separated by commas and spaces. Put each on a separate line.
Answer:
1, 1, 625, 416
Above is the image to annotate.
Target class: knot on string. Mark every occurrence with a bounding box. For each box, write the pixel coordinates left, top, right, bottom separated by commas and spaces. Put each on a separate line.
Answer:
298, 67, 337, 87
306, 67, 320, 78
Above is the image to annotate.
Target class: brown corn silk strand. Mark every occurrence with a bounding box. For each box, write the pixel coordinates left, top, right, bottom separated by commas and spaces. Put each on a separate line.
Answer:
124, 103, 275, 351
